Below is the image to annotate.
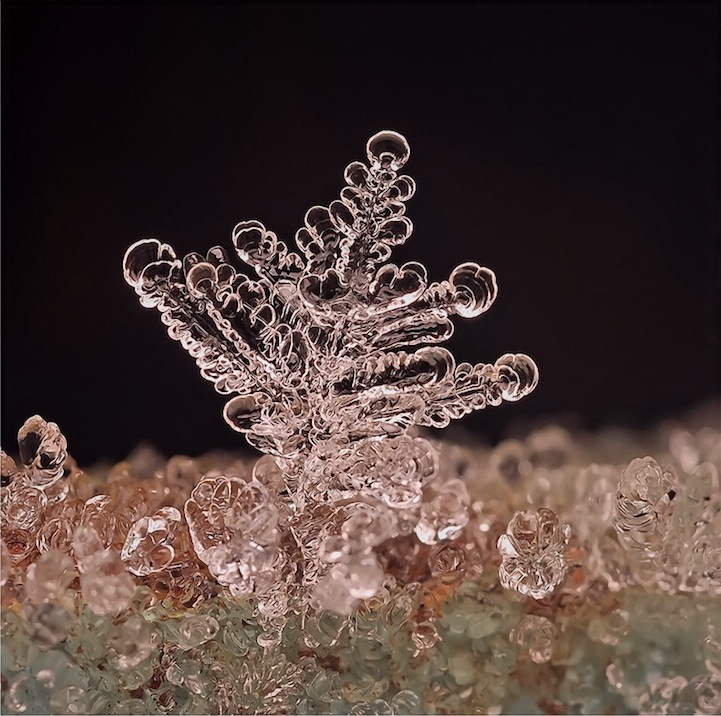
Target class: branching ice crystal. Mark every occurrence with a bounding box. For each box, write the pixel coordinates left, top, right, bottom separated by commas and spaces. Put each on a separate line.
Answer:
123, 130, 538, 459
121, 131, 538, 612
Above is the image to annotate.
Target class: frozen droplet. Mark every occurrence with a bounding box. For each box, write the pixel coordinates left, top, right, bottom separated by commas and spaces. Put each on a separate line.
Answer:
489, 440, 531, 483
318, 535, 350, 564
510, 614, 555, 663
366, 130, 410, 171
108, 614, 156, 670
344, 161, 371, 189
223, 394, 267, 433
411, 620, 439, 652
24, 549, 76, 605
25, 602, 72, 649
81, 566, 136, 616
177, 614, 219, 650
1, 475, 47, 530
376, 217, 413, 246
528, 426, 572, 469
342, 504, 395, 549
389, 175, 416, 202
313, 570, 359, 616
428, 543, 466, 581
232, 220, 274, 265
49, 685, 88, 716
17, 415, 68, 489
687, 462, 719, 507
587, 608, 629, 646
449, 263, 497, 318
1, 449, 20, 484
121, 506, 184, 576
615, 456, 675, 556
368, 262, 426, 308
7, 675, 38, 714
345, 552, 384, 600
391, 689, 422, 715
497, 508, 571, 600
415, 479, 469, 545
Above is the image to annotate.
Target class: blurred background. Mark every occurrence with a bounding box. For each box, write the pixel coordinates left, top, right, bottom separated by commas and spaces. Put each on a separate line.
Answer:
2, 3, 719, 464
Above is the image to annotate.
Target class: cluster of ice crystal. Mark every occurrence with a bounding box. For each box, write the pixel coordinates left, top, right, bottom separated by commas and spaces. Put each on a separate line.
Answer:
2, 130, 720, 714
120, 131, 538, 615
2, 407, 721, 714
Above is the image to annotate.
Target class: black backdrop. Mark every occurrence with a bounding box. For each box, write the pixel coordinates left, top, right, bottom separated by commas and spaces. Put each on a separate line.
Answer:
3, 2, 720, 464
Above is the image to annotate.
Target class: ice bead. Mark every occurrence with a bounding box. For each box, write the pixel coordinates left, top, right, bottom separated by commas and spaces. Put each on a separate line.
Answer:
414, 479, 470, 545
1, 475, 47, 531
510, 614, 556, 663
497, 507, 571, 600
17, 415, 68, 489
24, 549, 75, 605
108, 614, 157, 670
78, 543, 136, 616
121, 506, 188, 576
177, 614, 220, 649
24, 603, 73, 649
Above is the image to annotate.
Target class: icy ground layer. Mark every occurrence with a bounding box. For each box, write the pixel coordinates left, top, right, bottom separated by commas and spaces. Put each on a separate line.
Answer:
1, 405, 720, 715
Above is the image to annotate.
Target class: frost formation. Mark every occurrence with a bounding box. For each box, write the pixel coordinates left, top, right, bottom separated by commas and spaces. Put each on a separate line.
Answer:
123, 131, 538, 458
122, 130, 538, 612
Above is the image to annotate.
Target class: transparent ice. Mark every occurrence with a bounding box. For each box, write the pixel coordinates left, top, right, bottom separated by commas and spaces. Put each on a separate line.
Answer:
123, 130, 538, 459
122, 130, 538, 613
2, 130, 719, 715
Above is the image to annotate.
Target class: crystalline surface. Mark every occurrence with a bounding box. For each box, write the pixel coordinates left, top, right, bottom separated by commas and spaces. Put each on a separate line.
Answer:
4, 130, 719, 715
0, 407, 719, 715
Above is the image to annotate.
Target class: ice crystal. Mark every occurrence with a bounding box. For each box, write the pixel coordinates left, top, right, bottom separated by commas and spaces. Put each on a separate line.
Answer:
123, 130, 538, 459
6, 129, 721, 715
497, 507, 571, 599
121, 130, 538, 614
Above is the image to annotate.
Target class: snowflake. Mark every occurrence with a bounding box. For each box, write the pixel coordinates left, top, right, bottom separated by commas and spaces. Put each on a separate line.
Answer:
123, 131, 538, 458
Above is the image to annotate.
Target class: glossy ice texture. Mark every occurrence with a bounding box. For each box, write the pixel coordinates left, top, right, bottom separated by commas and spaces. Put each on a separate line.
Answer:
2, 409, 720, 714
123, 131, 538, 458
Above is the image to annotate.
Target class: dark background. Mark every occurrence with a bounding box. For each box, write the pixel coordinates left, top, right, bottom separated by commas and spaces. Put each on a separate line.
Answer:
3, 2, 720, 464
